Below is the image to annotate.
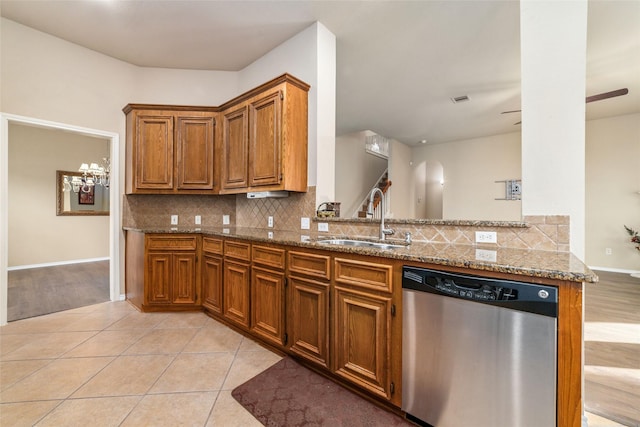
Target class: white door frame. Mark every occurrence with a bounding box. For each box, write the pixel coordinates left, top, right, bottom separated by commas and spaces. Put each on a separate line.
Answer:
0, 113, 121, 325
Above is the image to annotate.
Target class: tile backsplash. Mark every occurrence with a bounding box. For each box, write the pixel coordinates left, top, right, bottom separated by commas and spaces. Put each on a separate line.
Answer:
122, 194, 237, 228
123, 188, 569, 252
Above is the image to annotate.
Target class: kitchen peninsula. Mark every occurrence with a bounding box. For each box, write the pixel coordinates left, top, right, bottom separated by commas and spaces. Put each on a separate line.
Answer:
124, 224, 596, 427
122, 74, 594, 427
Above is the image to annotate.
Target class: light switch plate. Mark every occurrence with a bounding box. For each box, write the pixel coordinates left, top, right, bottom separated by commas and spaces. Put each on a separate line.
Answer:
268, 216, 274, 228
171, 215, 178, 225
222, 215, 230, 225
195, 215, 201, 225
318, 222, 329, 232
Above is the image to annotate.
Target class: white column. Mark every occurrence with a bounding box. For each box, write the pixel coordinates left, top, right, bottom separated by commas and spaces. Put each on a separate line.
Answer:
314, 23, 337, 206
521, 0, 588, 260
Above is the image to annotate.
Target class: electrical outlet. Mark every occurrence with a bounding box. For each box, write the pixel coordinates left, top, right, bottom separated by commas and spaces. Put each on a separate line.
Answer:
475, 231, 497, 244
268, 216, 274, 228
171, 215, 178, 225
222, 215, 230, 225
301, 217, 310, 230
268, 231, 274, 239
475, 249, 497, 262
318, 222, 329, 232
195, 215, 201, 225
605, 248, 612, 255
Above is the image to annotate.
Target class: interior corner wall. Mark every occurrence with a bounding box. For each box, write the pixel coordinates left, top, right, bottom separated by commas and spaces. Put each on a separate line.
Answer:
586, 113, 640, 272
335, 131, 388, 218
412, 132, 522, 221
238, 22, 337, 206
388, 140, 413, 218
8, 124, 110, 266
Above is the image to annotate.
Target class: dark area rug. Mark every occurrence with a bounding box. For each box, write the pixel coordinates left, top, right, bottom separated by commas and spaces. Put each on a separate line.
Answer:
232, 357, 415, 427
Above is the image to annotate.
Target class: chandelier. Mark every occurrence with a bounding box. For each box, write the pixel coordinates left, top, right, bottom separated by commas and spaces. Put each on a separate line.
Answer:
64, 157, 111, 193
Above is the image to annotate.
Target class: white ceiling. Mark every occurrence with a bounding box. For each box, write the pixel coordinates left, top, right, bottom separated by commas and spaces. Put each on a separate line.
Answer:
2, 0, 639, 145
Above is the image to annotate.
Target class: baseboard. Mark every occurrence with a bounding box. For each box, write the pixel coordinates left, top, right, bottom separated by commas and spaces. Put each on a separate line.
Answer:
589, 266, 640, 274
8, 257, 110, 271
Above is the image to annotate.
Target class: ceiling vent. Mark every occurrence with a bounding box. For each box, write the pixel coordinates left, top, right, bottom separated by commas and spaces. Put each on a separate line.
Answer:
451, 95, 470, 104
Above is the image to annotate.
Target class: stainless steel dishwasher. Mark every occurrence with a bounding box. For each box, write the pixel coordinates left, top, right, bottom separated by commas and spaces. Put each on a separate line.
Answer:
402, 266, 558, 427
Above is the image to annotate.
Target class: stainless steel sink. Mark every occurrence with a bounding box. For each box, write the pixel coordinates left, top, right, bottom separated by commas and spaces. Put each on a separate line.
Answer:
316, 239, 405, 250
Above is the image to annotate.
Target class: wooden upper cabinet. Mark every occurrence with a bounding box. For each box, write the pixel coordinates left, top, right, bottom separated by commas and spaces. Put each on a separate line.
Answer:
124, 74, 309, 195
124, 106, 217, 194
135, 114, 174, 191
176, 115, 215, 190
249, 89, 282, 187
219, 75, 310, 194
221, 106, 249, 189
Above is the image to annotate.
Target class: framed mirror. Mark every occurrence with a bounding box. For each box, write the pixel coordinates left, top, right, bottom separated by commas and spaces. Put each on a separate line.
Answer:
56, 170, 109, 216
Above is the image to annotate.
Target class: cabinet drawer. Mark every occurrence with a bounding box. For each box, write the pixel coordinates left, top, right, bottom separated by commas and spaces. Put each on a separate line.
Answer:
334, 258, 393, 293
224, 240, 251, 261
203, 237, 223, 255
288, 251, 330, 281
252, 245, 285, 270
146, 235, 197, 251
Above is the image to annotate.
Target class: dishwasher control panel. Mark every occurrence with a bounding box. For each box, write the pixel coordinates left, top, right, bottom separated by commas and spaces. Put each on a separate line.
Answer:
402, 266, 557, 317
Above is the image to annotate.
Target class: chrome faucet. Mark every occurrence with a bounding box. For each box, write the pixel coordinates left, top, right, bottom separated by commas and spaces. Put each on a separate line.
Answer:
367, 187, 394, 240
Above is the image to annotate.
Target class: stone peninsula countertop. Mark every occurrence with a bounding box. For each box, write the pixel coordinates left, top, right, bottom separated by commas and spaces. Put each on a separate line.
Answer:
123, 226, 598, 283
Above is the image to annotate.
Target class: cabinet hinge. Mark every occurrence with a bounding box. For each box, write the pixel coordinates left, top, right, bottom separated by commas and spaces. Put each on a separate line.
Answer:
279, 91, 284, 101
284, 277, 288, 287
284, 333, 288, 345
390, 381, 395, 394
391, 304, 396, 317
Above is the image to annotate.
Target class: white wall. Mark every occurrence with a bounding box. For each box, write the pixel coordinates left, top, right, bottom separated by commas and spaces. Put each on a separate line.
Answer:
238, 22, 336, 205
8, 124, 110, 266
412, 132, 522, 221
388, 139, 413, 218
1, 17, 336, 298
586, 113, 640, 271
335, 131, 388, 217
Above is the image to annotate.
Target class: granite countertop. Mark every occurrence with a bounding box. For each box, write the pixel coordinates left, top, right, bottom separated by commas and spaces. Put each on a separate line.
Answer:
123, 226, 598, 283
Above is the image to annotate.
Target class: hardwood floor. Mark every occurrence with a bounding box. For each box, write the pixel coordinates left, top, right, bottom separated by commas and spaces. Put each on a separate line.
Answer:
7, 261, 110, 322
585, 270, 640, 427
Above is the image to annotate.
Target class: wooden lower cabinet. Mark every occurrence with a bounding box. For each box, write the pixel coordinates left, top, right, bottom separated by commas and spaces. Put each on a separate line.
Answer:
333, 286, 392, 401
125, 232, 200, 311
202, 237, 223, 314
223, 259, 251, 329
202, 254, 223, 314
251, 266, 285, 347
288, 276, 330, 368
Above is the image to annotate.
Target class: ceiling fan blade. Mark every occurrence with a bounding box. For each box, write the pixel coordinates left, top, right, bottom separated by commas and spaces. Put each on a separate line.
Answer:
586, 88, 628, 103
501, 110, 521, 114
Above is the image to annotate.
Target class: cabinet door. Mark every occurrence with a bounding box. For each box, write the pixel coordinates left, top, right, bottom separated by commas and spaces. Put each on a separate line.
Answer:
221, 106, 249, 190
172, 253, 198, 305
202, 255, 223, 314
223, 259, 251, 329
251, 266, 285, 347
135, 114, 174, 190
146, 253, 172, 304
334, 287, 392, 400
249, 90, 282, 187
289, 276, 330, 369
176, 116, 215, 190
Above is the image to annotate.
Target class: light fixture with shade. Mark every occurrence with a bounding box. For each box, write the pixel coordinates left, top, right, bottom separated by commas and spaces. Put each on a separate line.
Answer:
63, 157, 110, 193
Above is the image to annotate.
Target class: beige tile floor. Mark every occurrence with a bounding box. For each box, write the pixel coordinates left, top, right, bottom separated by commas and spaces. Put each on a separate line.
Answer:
1, 301, 279, 426
0, 301, 627, 427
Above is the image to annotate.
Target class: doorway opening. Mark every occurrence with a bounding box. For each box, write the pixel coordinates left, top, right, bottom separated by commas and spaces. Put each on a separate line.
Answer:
0, 113, 120, 325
